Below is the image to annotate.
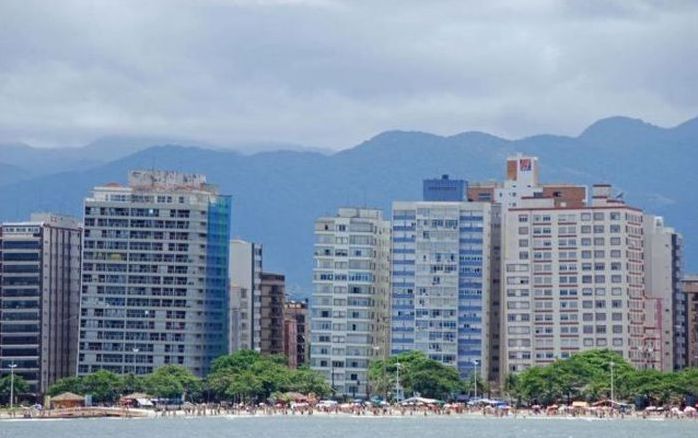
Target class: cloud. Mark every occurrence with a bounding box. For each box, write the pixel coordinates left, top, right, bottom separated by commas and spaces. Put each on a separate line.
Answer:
0, 0, 696, 149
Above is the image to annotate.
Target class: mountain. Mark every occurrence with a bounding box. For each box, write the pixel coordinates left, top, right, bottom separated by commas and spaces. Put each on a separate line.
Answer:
0, 116, 696, 295
0, 162, 26, 186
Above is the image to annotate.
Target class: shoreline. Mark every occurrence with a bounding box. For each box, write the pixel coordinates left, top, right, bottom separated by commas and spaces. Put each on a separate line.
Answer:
1, 409, 695, 423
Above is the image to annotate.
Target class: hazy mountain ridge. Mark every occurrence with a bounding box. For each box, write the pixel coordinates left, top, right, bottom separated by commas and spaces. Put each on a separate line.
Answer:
0, 116, 696, 295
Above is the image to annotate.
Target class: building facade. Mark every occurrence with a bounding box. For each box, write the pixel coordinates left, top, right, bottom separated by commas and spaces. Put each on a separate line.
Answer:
311, 208, 391, 398
391, 193, 493, 380
643, 216, 687, 371
284, 300, 308, 369
77, 170, 230, 377
229, 240, 263, 352
682, 276, 698, 368
259, 272, 285, 355
0, 214, 81, 395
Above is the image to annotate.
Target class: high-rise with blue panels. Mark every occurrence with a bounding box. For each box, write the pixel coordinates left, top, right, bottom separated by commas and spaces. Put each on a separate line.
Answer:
77, 171, 230, 377
391, 178, 492, 379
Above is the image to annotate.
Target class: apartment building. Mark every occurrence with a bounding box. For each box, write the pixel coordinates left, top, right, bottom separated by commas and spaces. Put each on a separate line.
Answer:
496, 156, 648, 375
259, 272, 285, 355
0, 214, 81, 395
684, 276, 698, 367
643, 216, 687, 371
391, 177, 493, 380
229, 240, 263, 352
311, 208, 391, 398
284, 300, 309, 369
77, 170, 230, 377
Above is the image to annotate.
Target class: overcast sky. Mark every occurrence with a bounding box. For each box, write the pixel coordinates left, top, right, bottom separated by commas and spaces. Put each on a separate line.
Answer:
1, 0, 697, 149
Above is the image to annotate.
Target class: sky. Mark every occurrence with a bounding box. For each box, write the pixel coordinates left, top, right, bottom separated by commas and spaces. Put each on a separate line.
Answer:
1, 0, 697, 150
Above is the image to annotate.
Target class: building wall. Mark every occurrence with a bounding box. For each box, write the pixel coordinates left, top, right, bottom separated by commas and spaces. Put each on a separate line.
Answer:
501, 193, 646, 375
682, 276, 698, 367
0, 213, 81, 395
311, 208, 391, 398
77, 171, 230, 377
643, 216, 687, 371
229, 240, 262, 352
259, 272, 285, 355
390, 200, 492, 379
284, 300, 308, 369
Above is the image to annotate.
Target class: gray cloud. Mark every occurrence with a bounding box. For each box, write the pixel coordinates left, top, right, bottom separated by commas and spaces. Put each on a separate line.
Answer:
0, 0, 697, 149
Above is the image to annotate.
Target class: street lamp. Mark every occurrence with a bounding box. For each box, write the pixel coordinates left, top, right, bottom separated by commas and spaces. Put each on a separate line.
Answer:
609, 361, 615, 403
472, 359, 480, 399
8, 362, 17, 411
394, 362, 403, 402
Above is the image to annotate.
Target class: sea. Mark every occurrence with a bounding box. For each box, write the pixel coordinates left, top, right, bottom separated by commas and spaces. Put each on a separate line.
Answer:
0, 414, 696, 438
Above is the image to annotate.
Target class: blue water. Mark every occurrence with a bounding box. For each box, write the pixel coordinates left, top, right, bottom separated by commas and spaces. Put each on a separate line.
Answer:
0, 415, 696, 438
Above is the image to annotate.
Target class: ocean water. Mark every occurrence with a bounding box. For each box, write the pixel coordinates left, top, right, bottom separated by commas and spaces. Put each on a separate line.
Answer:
0, 415, 696, 438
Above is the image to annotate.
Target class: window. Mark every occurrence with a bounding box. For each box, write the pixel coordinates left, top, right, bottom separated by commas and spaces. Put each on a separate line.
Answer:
593, 212, 604, 220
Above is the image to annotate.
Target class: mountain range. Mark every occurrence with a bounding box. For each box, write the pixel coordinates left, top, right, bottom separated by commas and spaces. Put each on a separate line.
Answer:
1, 115, 696, 296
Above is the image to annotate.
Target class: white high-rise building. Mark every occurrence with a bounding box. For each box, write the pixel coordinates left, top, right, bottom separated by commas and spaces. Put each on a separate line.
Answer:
500, 173, 646, 374
229, 240, 262, 352
390, 197, 493, 379
77, 170, 230, 377
311, 208, 391, 398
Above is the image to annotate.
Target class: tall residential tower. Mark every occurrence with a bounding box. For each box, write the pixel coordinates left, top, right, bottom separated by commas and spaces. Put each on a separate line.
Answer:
391, 177, 493, 380
77, 171, 230, 377
311, 208, 391, 398
0, 214, 81, 395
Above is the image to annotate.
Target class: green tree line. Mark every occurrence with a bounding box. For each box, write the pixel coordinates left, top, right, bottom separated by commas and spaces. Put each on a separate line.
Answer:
368, 351, 484, 401
506, 349, 698, 407
47, 350, 331, 404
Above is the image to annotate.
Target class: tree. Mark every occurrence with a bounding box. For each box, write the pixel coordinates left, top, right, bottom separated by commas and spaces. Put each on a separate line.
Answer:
514, 349, 643, 406
369, 351, 463, 401
47, 376, 83, 397
287, 367, 332, 397
122, 373, 146, 395
81, 370, 123, 404
0, 374, 29, 404
208, 350, 328, 402
144, 365, 202, 401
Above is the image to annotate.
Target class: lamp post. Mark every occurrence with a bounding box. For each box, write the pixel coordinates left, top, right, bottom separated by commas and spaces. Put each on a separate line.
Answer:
609, 361, 615, 403
395, 362, 403, 402
472, 359, 480, 399
8, 362, 17, 412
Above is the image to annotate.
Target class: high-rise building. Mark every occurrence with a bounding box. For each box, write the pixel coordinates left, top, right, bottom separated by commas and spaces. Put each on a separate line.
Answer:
391, 182, 493, 380
77, 170, 230, 377
259, 272, 285, 355
683, 275, 698, 367
311, 208, 391, 398
497, 157, 647, 375
284, 300, 309, 369
643, 216, 687, 371
0, 213, 81, 396
229, 240, 262, 352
